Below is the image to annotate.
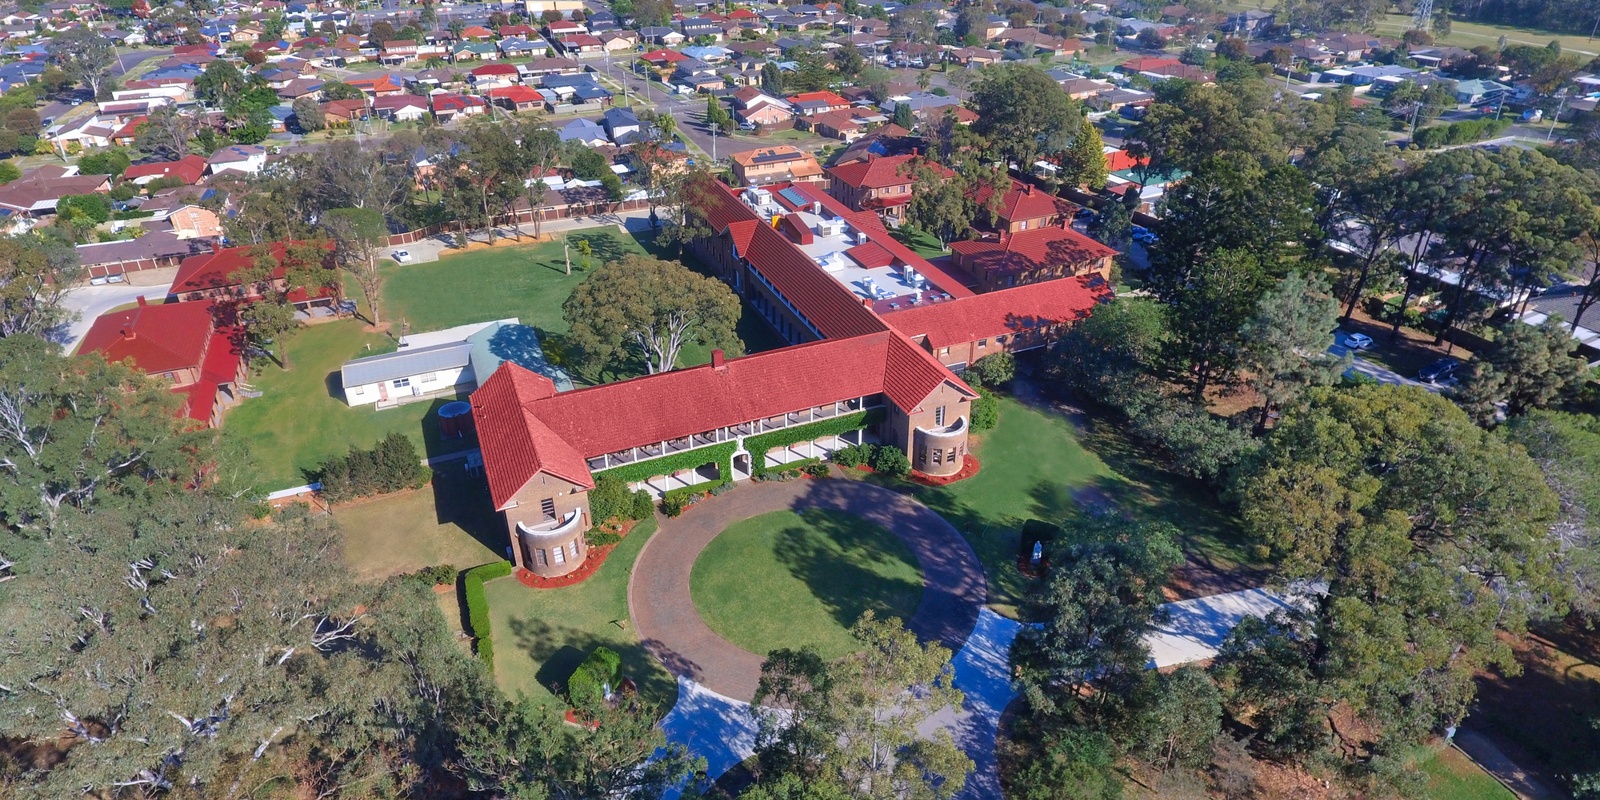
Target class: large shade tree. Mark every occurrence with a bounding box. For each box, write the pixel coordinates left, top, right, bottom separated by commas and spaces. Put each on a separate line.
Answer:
562, 255, 744, 376
969, 64, 1081, 170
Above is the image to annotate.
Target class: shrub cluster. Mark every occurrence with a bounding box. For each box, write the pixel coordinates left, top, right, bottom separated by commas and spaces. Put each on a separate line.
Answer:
971, 387, 999, 431
317, 433, 427, 502
964, 352, 1015, 388
588, 473, 656, 525
567, 646, 623, 710
402, 564, 457, 586
830, 443, 911, 477
464, 561, 513, 668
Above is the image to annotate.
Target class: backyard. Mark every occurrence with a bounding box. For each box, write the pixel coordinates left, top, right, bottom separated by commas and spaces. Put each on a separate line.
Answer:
690, 509, 923, 660
222, 320, 475, 489
333, 467, 502, 582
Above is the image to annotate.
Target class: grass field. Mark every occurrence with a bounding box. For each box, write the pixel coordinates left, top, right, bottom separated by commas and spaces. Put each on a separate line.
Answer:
1419, 747, 1517, 800
483, 519, 677, 711
690, 509, 923, 660
223, 320, 475, 489
892, 227, 951, 261
1218, 1, 1599, 56
333, 468, 503, 582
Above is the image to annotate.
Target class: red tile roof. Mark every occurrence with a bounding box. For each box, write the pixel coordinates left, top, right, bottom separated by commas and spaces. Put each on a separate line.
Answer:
640, 48, 688, 63
785, 90, 850, 107
488, 85, 542, 103
971, 179, 1077, 225
123, 154, 207, 185
948, 224, 1119, 274
847, 240, 893, 269
472, 62, 519, 76
79, 300, 216, 374
472, 330, 973, 508
883, 275, 1111, 349
172, 241, 333, 295
826, 153, 951, 191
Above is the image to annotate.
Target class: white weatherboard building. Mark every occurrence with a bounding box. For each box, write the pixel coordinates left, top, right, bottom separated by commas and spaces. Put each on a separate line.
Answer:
340, 319, 572, 408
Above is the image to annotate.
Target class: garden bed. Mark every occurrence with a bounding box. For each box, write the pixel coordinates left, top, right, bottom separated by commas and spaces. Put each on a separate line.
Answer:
515, 519, 641, 589
910, 454, 981, 486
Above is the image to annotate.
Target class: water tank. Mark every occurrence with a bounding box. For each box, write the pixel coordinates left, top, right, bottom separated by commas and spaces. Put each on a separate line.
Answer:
438, 401, 475, 440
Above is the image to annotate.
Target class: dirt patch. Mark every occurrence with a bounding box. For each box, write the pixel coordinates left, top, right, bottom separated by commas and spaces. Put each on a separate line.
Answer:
1470, 620, 1600, 796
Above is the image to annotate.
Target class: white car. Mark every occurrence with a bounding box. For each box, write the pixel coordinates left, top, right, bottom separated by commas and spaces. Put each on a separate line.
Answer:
1344, 332, 1373, 350
392, 250, 411, 263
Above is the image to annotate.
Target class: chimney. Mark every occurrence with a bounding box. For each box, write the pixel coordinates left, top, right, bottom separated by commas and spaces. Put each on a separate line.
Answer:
863, 297, 873, 308
1024, 183, 1033, 195
711, 349, 725, 369
912, 147, 918, 156
120, 327, 136, 340
136, 295, 147, 307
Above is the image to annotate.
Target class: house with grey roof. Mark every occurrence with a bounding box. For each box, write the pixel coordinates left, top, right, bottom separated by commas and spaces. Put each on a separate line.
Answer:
340, 319, 572, 407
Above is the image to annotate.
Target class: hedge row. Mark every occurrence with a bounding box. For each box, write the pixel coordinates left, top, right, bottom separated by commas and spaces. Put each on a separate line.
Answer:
593, 441, 738, 488
1413, 117, 1511, 149
463, 560, 513, 669
745, 408, 883, 476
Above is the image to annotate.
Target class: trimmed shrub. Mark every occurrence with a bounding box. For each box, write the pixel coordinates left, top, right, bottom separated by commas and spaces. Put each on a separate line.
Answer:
586, 529, 621, 548
630, 489, 656, 520
745, 409, 882, 477
831, 443, 873, 468
803, 462, 830, 478
661, 492, 692, 517
567, 646, 623, 709
404, 564, 458, 585
971, 387, 999, 431
589, 472, 633, 525
869, 445, 912, 477
464, 561, 513, 668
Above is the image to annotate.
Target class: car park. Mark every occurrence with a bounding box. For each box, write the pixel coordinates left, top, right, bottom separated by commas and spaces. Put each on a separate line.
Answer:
392, 250, 411, 263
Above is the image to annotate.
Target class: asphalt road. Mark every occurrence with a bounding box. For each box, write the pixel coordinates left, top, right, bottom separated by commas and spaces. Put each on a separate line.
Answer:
1328, 336, 1444, 393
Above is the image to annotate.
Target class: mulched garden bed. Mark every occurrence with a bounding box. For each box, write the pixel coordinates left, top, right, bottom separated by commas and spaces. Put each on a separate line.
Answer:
514, 519, 640, 590
910, 454, 982, 486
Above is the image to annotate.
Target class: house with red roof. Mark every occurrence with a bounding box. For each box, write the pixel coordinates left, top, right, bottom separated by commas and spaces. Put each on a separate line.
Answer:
825, 152, 954, 224
557, 33, 603, 57
77, 297, 245, 428
488, 85, 544, 112
470, 62, 520, 89
970, 178, 1080, 233
169, 241, 337, 307
123, 154, 208, 186
432, 92, 487, 121
948, 222, 1118, 292
785, 90, 851, 116
344, 73, 404, 97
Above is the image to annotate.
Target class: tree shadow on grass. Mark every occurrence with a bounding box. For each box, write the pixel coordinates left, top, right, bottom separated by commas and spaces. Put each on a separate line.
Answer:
567, 230, 631, 266
768, 509, 924, 634
506, 614, 680, 713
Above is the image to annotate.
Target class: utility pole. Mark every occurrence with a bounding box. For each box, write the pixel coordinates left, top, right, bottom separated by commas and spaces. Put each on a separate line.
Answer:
563, 234, 571, 274
1547, 90, 1568, 142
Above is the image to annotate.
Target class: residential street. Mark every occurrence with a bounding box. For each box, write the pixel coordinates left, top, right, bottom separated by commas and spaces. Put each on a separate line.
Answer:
1329, 339, 1444, 393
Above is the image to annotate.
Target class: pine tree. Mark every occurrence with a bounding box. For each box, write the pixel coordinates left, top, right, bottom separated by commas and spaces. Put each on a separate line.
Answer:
1060, 115, 1108, 190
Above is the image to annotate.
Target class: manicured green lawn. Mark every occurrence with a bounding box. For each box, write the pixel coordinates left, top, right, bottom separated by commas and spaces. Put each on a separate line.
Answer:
1419, 747, 1516, 800
381, 230, 649, 337
333, 468, 503, 582
690, 509, 923, 660
483, 519, 677, 711
222, 320, 475, 489
864, 396, 1254, 617
892, 227, 951, 261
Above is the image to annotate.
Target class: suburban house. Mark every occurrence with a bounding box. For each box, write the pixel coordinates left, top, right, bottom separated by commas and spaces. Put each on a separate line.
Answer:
123, 155, 209, 186
168, 241, 337, 308
207, 144, 268, 176
472, 174, 1112, 580
0, 166, 111, 215
786, 90, 851, 117
340, 318, 572, 408
729, 145, 826, 187
730, 86, 793, 125
972, 179, 1079, 233
826, 152, 953, 223
372, 94, 431, 121
948, 220, 1118, 291
78, 298, 245, 428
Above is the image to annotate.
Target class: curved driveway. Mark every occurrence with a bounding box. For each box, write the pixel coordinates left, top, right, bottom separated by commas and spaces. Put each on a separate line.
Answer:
629, 477, 988, 703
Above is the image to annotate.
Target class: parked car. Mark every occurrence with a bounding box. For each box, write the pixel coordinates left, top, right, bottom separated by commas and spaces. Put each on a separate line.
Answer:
1344, 332, 1373, 350
738, 120, 756, 131
1417, 357, 1460, 384
392, 250, 411, 263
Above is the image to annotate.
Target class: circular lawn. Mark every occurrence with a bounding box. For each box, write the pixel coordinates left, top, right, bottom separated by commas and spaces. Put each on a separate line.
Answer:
689, 508, 924, 660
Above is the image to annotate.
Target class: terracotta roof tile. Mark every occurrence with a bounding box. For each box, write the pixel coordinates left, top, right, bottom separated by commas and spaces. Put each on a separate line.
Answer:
79, 300, 216, 374
883, 275, 1111, 348
948, 225, 1118, 275
826, 153, 950, 191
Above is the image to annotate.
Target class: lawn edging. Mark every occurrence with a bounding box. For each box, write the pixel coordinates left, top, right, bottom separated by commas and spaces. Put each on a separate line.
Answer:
464, 560, 514, 668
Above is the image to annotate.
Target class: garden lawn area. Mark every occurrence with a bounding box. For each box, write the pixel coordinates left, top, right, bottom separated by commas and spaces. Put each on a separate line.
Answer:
381, 229, 649, 336
333, 468, 503, 582
222, 320, 474, 489
892, 227, 950, 261
483, 519, 677, 711
870, 395, 1255, 617
690, 509, 923, 660
1419, 747, 1516, 800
